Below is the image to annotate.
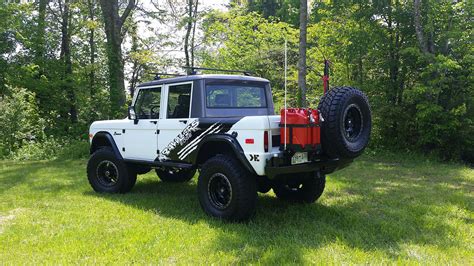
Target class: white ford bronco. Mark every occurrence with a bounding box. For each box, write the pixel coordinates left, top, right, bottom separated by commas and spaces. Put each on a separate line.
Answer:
87, 70, 371, 221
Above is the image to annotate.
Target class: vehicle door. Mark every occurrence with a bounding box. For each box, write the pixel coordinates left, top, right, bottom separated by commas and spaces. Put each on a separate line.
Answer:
158, 82, 197, 161
123, 86, 162, 161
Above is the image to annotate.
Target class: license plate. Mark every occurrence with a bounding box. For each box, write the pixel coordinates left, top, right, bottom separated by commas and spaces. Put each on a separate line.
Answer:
291, 152, 308, 165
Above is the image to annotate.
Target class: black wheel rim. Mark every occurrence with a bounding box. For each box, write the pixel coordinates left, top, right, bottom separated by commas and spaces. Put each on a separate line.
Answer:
343, 104, 363, 142
208, 173, 232, 209
96, 160, 119, 187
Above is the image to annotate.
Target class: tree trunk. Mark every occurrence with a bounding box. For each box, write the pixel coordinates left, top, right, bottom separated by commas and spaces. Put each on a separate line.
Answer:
60, 0, 77, 123
414, 0, 428, 54
190, 0, 199, 67
298, 0, 308, 107
184, 0, 193, 69
35, 0, 48, 62
88, 0, 96, 97
129, 22, 139, 98
99, 0, 135, 117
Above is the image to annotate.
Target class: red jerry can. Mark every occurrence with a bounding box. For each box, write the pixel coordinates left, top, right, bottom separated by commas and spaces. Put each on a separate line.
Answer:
280, 108, 312, 150
309, 109, 321, 147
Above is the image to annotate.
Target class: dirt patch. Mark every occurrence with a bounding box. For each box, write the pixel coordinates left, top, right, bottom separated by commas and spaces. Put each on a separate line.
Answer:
0, 208, 24, 234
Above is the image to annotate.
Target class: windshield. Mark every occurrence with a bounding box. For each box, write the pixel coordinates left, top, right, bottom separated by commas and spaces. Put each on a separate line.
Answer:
206, 84, 267, 108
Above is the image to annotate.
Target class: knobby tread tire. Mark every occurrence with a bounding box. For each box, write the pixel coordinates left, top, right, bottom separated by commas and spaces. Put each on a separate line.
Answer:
87, 147, 137, 193
198, 154, 257, 222
318, 87, 371, 159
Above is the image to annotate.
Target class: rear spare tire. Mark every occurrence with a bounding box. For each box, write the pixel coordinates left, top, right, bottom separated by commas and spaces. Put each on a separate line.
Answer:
318, 87, 371, 159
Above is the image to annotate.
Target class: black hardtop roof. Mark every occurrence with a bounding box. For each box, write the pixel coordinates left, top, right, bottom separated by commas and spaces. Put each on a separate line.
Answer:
137, 74, 270, 87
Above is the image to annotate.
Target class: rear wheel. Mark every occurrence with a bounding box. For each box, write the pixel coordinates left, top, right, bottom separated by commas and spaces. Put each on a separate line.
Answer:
198, 155, 257, 221
87, 147, 137, 193
272, 172, 325, 203
156, 168, 196, 182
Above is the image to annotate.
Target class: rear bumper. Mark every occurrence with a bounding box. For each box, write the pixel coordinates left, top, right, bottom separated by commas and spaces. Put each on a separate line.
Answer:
265, 155, 352, 179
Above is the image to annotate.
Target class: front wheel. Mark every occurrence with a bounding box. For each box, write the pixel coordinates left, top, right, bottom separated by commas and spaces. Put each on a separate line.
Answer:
272, 172, 325, 203
197, 155, 257, 221
87, 147, 137, 193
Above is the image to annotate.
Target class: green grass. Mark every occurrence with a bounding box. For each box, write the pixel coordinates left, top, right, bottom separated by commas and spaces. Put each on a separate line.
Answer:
0, 153, 472, 264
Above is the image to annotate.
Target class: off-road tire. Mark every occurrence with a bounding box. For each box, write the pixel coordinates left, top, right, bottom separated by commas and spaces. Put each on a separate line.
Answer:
198, 154, 257, 221
156, 168, 196, 182
318, 87, 371, 159
272, 172, 326, 203
87, 147, 137, 193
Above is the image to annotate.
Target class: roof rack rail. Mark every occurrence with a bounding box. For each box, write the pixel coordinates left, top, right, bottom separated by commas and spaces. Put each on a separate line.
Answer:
181, 66, 254, 76
150, 72, 185, 80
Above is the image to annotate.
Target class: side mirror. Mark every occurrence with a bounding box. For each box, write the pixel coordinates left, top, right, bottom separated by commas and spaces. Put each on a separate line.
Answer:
128, 106, 139, 124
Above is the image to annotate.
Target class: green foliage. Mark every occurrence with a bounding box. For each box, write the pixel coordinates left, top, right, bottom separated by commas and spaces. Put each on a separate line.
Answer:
0, 1, 472, 162
201, 10, 299, 110
202, 1, 474, 162
9, 138, 89, 161
232, 0, 301, 26
10, 136, 63, 161
0, 87, 45, 157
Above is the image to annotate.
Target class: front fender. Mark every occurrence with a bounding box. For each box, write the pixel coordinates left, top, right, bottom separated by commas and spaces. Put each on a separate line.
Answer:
90, 131, 123, 159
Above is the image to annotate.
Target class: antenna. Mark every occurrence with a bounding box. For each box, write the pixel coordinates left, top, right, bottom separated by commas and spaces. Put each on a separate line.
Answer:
284, 39, 288, 150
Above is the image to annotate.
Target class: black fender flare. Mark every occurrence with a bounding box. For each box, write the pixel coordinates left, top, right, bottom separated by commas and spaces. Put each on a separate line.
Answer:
90, 131, 123, 159
192, 133, 256, 175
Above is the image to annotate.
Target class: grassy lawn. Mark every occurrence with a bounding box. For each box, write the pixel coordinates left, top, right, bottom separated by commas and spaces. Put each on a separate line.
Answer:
0, 153, 472, 264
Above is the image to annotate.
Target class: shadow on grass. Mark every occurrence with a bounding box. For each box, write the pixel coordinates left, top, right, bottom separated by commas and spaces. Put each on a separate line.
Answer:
82, 157, 472, 263
1, 157, 470, 263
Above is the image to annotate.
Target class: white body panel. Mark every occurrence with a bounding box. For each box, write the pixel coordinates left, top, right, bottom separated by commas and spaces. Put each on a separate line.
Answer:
229, 115, 281, 176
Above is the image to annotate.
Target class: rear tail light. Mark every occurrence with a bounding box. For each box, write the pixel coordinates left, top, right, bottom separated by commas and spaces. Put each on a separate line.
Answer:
264, 131, 269, 152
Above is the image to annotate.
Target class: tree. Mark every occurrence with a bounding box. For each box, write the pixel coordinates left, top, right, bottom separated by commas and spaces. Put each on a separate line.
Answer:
87, 0, 96, 96
297, 0, 307, 107
99, 0, 136, 117
56, 0, 77, 123
184, 0, 199, 69
414, 0, 429, 54
35, 0, 48, 62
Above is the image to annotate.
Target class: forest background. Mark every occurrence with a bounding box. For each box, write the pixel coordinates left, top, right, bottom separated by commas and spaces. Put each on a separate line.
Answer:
0, 0, 472, 163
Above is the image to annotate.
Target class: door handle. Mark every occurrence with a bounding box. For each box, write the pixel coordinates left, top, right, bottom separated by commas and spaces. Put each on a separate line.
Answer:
149, 121, 157, 124
179, 120, 187, 124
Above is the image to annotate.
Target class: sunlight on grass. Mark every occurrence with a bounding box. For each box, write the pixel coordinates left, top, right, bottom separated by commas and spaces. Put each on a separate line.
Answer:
0, 155, 472, 264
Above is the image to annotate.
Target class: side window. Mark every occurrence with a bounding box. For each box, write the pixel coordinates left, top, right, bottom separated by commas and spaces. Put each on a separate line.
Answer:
134, 88, 161, 119
167, 83, 192, 118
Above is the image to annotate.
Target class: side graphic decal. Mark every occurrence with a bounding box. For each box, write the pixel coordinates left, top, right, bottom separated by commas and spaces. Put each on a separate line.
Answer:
161, 119, 200, 159
177, 122, 224, 160
158, 117, 242, 162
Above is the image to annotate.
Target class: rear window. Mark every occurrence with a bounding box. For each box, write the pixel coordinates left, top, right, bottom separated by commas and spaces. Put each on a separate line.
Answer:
206, 84, 267, 108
